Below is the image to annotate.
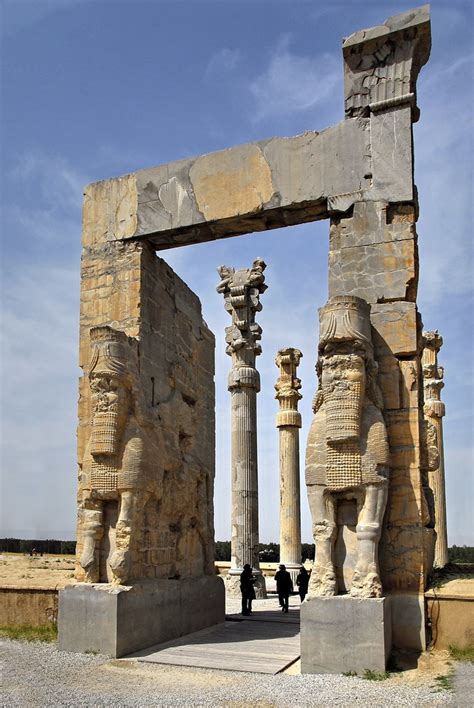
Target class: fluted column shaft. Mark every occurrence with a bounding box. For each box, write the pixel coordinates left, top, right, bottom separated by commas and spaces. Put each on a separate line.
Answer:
230, 375, 260, 569
279, 427, 301, 565
422, 330, 448, 569
275, 348, 303, 582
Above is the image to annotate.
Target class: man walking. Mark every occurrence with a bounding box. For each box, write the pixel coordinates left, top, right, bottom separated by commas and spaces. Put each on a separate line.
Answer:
275, 564, 293, 613
240, 564, 256, 616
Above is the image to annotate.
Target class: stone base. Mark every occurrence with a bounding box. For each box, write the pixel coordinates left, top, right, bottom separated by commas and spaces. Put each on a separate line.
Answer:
301, 596, 391, 674
58, 576, 225, 657
390, 591, 426, 651
225, 570, 267, 599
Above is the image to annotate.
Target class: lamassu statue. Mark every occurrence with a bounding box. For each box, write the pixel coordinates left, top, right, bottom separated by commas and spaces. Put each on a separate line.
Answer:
305, 296, 390, 598
78, 325, 144, 584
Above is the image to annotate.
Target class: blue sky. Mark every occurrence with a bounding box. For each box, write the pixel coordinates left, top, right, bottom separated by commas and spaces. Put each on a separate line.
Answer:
1, 0, 472, 546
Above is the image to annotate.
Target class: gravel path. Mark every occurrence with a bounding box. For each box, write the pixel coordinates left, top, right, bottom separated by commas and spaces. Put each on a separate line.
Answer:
2, 638, 465, 707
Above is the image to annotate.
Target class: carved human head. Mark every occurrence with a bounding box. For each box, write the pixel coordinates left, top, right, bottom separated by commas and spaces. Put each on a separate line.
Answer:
87, 326, 136, 456
317, 296, 376, 442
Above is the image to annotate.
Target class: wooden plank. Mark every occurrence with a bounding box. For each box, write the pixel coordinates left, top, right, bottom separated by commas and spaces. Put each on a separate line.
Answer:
133, 612, 301, 675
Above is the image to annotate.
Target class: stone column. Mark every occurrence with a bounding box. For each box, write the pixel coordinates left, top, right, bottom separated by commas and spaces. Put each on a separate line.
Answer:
217, 259, 267, 598
275, 348, 303, 584
422, 331, 448, 568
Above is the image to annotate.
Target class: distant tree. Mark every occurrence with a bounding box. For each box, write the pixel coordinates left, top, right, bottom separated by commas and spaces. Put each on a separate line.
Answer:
258, 543, 279, 562
301, 543, 315, 562
0, 538, 76, 554
448, 545, 474, 564
214, 541, 231, 561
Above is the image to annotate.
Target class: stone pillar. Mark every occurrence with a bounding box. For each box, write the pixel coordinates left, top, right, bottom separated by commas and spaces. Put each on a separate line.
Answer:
58, 179, 225, 658
275, 348, 303, 584
422, 331, 448, 568
217, 259, 267, 598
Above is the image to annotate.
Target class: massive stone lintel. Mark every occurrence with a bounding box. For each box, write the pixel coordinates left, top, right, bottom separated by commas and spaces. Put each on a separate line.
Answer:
81, 8, 429, 251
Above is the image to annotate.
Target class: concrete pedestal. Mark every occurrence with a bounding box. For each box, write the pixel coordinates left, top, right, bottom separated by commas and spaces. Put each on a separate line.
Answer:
301, 596, 391, 674
58, 576, 225, 657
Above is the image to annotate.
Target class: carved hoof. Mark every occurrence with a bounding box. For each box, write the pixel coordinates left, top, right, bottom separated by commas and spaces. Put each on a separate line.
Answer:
309, 567, 336, 597
80, 547, 96, 572
109, 550, 129, 583
350, 570, 383, 598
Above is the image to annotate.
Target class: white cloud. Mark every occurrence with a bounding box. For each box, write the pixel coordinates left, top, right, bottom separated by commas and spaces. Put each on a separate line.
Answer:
2, 0, 86, 38
415, 55, 473, 305
206, 48, 241, 76
10, 151, 86, 214
0, 264, 80, 539
249, 35, 340, 121
1, 152, 85, 539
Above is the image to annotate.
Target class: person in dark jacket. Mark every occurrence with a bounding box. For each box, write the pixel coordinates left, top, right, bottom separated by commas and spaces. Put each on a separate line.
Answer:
240, 563, 256, 615
275, 564, 293, 612
296, 566, 309, 602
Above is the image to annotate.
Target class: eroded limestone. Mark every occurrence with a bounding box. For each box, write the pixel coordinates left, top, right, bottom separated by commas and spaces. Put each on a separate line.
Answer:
305, 296, 390, 598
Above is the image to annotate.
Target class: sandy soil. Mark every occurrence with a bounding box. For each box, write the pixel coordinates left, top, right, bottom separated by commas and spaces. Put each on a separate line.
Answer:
0, 552, 468, 689
0, 553, 76, 588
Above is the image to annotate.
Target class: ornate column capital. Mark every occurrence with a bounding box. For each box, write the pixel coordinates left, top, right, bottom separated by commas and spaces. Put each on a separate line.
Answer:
275, 347, 303, 428
422, 329, 443, 354
422, 330, 445, 418
216, 258, 267, 358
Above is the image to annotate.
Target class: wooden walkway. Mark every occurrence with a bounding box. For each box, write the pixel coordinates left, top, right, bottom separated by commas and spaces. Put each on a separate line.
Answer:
130, 602, 301, 675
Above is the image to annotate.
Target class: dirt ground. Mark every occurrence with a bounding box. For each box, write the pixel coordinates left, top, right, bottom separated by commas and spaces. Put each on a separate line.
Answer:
0, 552, 75, 588
0, 552, 463, 687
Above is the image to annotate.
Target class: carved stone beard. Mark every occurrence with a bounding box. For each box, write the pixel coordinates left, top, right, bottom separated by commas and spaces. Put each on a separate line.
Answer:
321, 353, 366, 490
89, 375, 129, 492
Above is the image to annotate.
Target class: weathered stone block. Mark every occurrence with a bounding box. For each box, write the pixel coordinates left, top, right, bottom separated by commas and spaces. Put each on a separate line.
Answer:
83, 175, 138, 248
371, 302, 418, 356
376, 354, 401, 410
329, 238, 416, 303
386, 481, 423, 526
58, 577, 225, 657
330, 201, 416, 249
380, 525, 425, 592
390, 591, 426, 651
343, 4, 431, 119
301, 596, 391, 674
370, 107, 413, 202
386, 408, 421, 452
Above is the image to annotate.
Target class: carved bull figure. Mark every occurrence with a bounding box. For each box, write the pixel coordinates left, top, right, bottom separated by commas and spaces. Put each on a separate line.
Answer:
78, 326, 144, 584
305, 296, 390, 598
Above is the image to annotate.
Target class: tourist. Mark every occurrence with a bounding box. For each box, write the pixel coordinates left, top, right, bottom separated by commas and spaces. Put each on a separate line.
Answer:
240, 564, 256, 616
275, 564, 293, 613
296, 566, 309, 602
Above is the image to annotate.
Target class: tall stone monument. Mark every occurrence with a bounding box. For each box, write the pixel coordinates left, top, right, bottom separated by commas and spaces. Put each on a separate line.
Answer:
275, 348, 303, 583
301, 5, 434, 673
422, 330, 448, 568
60, 2, 441, 664
58, 242, 224, 657
217, 259, 267, 597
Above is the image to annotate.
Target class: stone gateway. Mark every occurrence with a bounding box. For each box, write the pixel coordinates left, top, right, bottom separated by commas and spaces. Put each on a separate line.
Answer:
59, 4, 445, 667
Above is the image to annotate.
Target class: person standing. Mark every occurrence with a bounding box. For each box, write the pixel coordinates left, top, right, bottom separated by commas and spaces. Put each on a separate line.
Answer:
296, 566, 309, 602
275, 564, 293, 612
240, 564, 256, 616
